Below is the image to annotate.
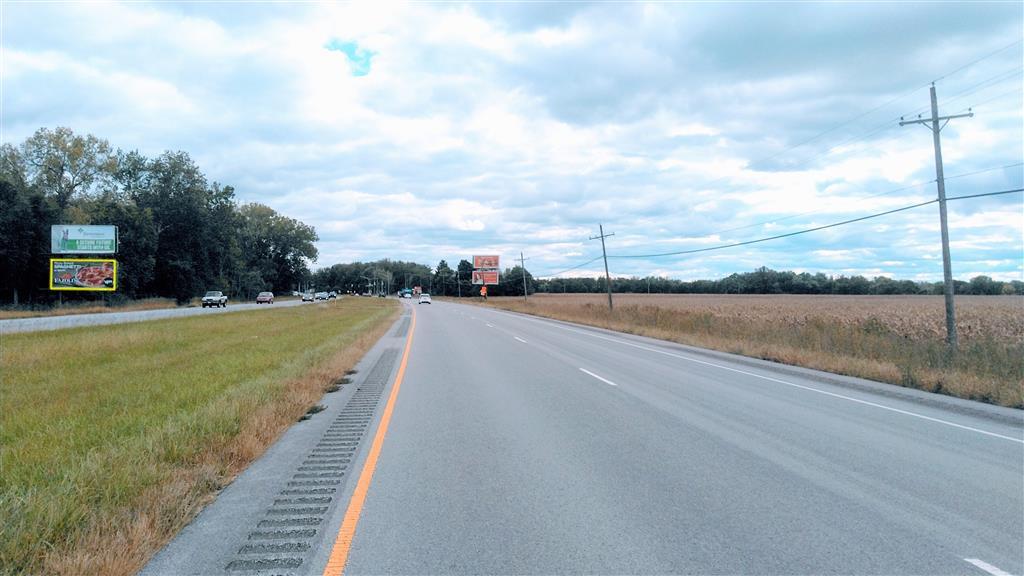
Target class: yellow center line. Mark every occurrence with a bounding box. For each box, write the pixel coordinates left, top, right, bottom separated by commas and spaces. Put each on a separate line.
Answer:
322, 307, 416, 576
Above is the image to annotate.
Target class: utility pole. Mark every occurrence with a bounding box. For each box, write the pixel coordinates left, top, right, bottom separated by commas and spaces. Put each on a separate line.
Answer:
590, 224, 615, 310
516, 251, 531, 303
900, 84, 973, 350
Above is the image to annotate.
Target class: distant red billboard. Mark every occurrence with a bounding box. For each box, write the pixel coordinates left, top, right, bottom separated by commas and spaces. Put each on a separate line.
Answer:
473, 255, 500, 269
472, 270, 500, 285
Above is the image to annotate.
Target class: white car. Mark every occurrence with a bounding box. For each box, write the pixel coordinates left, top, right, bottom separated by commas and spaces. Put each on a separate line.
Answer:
419, 293, 432, 304
201, 290, 227, 308
315, 291, 329, 300
301, 292, 315, 302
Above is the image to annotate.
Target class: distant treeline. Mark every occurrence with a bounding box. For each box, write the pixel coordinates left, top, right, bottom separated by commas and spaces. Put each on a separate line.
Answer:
535, 267, 1023, 296
312, 259, 435, 294
316, 260, 1022, 298
1, 127, 318, 305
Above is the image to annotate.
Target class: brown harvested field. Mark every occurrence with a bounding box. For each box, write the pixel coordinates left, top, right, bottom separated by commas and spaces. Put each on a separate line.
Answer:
483, 294, 1024, 408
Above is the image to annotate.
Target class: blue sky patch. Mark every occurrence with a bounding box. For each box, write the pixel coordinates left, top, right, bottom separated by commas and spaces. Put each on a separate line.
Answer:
325, 39, 375, 77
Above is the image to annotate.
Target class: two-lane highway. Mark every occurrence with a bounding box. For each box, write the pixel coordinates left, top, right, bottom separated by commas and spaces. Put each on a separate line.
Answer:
341, 300, 1022, 575
141, 298, 1023, 575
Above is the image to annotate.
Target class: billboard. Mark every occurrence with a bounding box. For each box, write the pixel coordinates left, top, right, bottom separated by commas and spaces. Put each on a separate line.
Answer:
50, 259, 117, 291
472, 270, 500, 285
52, 225, 117, 254
472, 255, 500, 269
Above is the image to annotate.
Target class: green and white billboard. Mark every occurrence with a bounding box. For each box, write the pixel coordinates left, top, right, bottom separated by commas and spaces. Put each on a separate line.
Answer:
51, 225, 118, 254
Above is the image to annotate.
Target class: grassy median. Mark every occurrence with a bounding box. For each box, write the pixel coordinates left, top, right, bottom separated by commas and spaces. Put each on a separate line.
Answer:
0, 298, 398, 575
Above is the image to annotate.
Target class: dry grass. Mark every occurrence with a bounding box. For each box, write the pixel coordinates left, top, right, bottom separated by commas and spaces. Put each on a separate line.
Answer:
482, 294, 1023, 408
0, 298, 399, 576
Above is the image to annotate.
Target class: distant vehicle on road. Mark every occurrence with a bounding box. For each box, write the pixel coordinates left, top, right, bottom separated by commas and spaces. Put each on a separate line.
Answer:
302, 292, 315, 302
315, 291, 329, 301
402, 292, 412, 299
201, 291, 227, 308
419, 293, 432, 304
256, 291, 274, 304
328, 291, 337, 299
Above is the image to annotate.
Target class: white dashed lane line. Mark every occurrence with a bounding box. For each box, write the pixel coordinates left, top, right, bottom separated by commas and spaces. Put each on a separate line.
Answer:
579, 368, 617, 387
965, 558, 1016, 576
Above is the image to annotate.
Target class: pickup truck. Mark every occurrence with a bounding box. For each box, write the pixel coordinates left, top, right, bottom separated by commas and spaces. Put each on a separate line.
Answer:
201, 290, 228, 308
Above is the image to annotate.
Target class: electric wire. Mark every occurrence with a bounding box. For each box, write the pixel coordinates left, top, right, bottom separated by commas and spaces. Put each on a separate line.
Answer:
938, 66, 1024, 112
530, 44, 1024, 277
944, 162, 1023, 182
678, 162, 1023, 238
932, 39, 1023, 84
709, 40, 1023, 179
533, 175, 1024, 277
963, 86, 1024, 112
607, 188, 1023, 260
536, 256, 604, 279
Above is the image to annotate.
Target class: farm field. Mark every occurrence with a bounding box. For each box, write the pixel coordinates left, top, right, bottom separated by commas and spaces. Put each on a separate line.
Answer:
483, 294, 1024, 408
0, 298, 398, 576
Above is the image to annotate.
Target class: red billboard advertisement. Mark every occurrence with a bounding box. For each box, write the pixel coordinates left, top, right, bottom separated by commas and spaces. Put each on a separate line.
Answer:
473, 255, 500, 269
50, 259, 117, 291
472, 270, 500, 285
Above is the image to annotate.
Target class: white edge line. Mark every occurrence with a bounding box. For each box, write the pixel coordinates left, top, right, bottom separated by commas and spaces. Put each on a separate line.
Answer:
580, 367, 617, 387
513, 314, 1023, 445
965, 558, 1015, 576
514, 336, 527, 343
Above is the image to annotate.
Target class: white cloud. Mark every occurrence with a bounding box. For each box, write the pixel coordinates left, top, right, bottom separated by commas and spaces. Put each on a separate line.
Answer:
5, 2, 1021, 282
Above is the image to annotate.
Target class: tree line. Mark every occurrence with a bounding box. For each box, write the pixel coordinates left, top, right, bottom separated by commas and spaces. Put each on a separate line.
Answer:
535, 267, 1023, 296
315, 259, 1021, 298
310, 258, 541, 297
1, 127, 318, 305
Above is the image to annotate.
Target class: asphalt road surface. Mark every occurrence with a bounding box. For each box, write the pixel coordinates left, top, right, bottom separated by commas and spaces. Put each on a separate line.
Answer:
142, 299, 1024, 576
0, 298, 305, 334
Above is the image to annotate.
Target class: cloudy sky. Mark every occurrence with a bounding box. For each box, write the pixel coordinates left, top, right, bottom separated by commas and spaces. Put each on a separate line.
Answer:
4, 1, 1022, 281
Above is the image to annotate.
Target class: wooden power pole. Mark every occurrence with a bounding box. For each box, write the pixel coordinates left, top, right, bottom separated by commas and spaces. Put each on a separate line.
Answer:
590, 224, 615, 310
900, 84, 973, 350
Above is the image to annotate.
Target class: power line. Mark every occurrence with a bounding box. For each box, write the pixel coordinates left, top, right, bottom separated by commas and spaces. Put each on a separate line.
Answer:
964, 86, 1024, 112
942, 65, 1024, 106
932, 39, 1023, 84
662, 162, 1023, 240
944, 162, 1023, 182
691, 40, 1023, 185
947, 188, 1024, 201
536, 256, 603, 279
608, 188, 1023, 260
533, 171, 1023, 278
610, 200, 937, 259
707, 179, 933, 237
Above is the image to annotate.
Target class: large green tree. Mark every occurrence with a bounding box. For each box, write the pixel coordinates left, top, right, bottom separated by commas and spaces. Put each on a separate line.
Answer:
237, 203, 318, 295
0, 128, 320, 306
20, 127, 114, 210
